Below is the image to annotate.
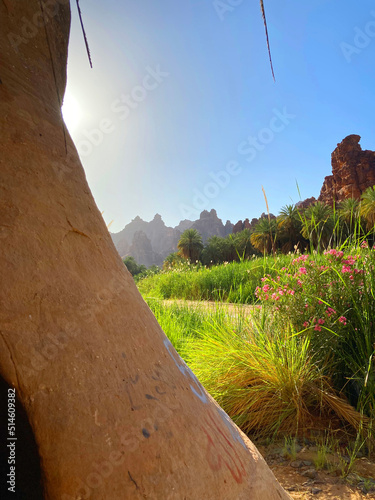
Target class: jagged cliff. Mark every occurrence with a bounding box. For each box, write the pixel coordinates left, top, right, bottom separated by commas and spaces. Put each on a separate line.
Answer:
319, 135, 375, 204
111, 209, 233, 267
233, 213, 276, 234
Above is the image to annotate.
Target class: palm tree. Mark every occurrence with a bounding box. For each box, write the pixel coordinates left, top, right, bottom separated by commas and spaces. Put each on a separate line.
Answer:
201, 235, 227, 265
250, 217, 277, 254
301, 202, 334, 251
338, 197, 361, 239
232, 229, 257, 260
277, 204, 303, 252
177, 229, 203, 262
360, 186, 375, 229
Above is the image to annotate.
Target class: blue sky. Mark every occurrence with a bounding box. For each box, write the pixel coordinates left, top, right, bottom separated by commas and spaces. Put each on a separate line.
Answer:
63, 0, 375, 232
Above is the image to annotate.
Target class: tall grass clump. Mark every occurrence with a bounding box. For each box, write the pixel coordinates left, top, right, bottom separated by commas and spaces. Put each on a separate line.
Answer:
185, 315, 363, 439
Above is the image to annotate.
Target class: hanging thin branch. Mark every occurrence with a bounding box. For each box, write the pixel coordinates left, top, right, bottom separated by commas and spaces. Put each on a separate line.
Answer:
260, 0, 275, 81
76, 0, 93, 68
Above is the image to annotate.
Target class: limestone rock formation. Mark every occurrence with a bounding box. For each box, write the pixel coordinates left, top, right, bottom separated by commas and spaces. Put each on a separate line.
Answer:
191, 209, 233, 242
111, 210, 233, 267
233, 220, 244, 233
111, 214, 179, 267
129, 231, 157, 267
319, 135, 375, 204
233, 214, 276, 234
0, 1, 290, 498
296, 197, 317, 210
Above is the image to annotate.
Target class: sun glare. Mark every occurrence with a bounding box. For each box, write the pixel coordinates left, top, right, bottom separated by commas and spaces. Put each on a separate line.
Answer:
62, 91, 82, 133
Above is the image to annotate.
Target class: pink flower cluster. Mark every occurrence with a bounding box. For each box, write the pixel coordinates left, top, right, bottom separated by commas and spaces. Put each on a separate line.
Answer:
323, 249, 344, 259
254, 248, 367, 335
291, 254, 309, 266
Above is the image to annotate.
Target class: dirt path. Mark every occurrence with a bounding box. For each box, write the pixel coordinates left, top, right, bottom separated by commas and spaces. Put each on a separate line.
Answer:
162, 299, 255, 317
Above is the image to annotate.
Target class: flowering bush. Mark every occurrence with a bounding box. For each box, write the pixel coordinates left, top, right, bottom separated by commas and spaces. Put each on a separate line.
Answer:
255, 249, 365, 337
256, 247, 375, 417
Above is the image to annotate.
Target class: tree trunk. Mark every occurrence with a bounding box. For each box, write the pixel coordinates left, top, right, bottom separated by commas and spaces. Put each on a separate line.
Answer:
0, 1, 290, 498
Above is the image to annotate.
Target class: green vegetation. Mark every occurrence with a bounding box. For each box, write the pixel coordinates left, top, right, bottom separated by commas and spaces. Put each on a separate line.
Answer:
177, 228, 203, 262
138, 255, 292, 303
137, 192, 375, 458
123, 256, 160, 282
168, 188, 375, 273
123, 256, 146, 276
143, 242, 375, 449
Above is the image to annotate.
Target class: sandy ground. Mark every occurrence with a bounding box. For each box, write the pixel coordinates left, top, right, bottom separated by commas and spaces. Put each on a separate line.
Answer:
259, 445, 375, 499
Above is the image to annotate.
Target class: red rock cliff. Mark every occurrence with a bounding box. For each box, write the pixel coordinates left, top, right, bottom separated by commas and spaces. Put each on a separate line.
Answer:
319, 135, 375, 204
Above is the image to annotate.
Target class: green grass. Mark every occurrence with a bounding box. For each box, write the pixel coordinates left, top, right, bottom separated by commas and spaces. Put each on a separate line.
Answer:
147, 300, 368, 440
139, 254, 293, 303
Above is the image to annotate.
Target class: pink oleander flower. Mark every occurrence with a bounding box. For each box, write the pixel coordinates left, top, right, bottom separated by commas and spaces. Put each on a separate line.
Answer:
314, 325, 322, 332
263, 284, 270, 293
326, 307, 336, 317
297, 279, 303, 286
338, 316, 347, 325
303, 321, 309, 328
342, 265, 351, 273
324, 249, 343, 259
361, 241, 369, 249
343, 256, 356, 266
318, 318, 325, 325
278, 289, 284, 295
271, 293, 277, 300
287, 289, 295, 295
318, 300, 323, 305
299, 267, 307, 274
292, 255, 308, 265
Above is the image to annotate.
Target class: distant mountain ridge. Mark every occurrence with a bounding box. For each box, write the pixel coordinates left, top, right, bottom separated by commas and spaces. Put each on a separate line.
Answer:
111, 135, 375, 268
111, 209, 233, 267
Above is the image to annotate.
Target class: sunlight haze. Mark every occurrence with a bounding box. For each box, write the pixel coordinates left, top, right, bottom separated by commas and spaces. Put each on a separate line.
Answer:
64, 0, 375, 232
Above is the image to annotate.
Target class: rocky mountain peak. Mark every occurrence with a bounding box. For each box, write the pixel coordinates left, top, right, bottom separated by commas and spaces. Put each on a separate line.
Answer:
152, 213, 164, 223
